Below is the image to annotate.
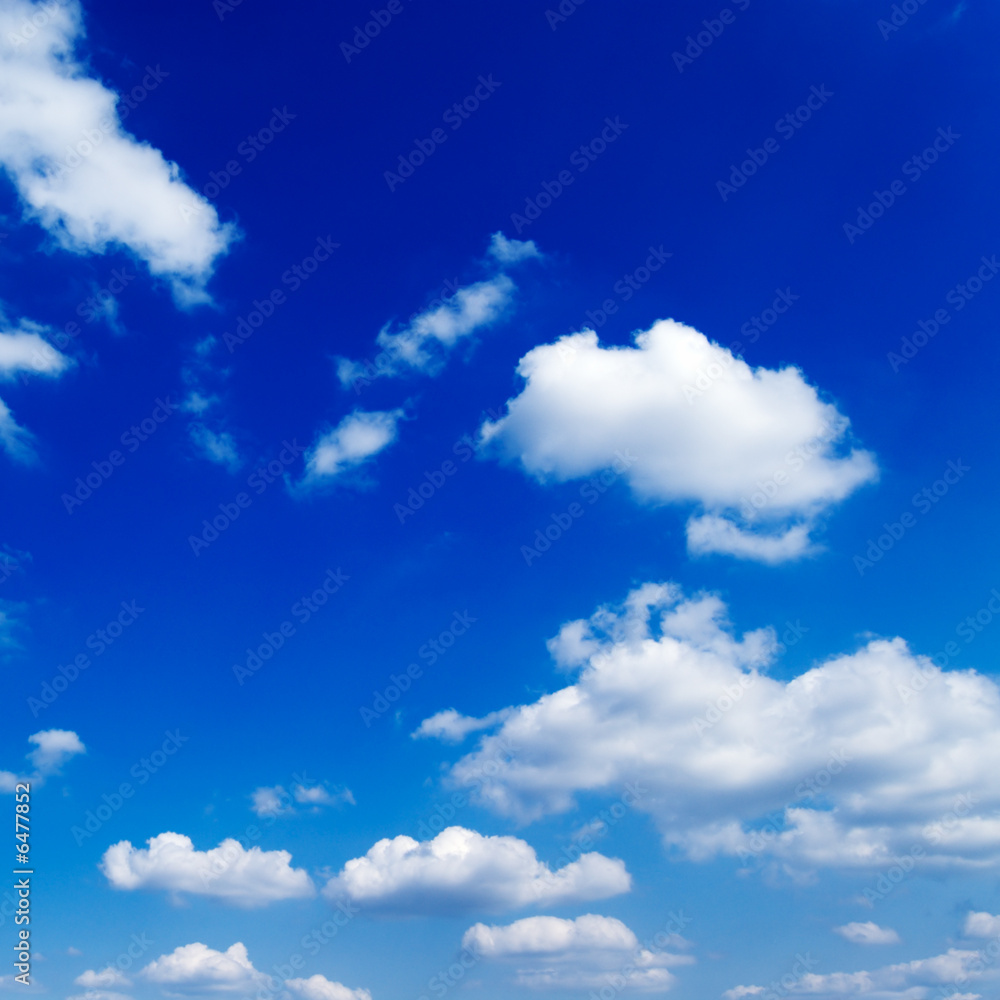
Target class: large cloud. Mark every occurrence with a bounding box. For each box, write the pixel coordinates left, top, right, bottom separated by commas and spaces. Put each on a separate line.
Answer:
464, 913, 692, 992
422, 583, 1000, 872
0, 728, 85, 791
480, 320, 877, 562
139, 943, 368, 1000
0, 0, 233, 303
321, 825, 630, 915
100, 832, 315, 907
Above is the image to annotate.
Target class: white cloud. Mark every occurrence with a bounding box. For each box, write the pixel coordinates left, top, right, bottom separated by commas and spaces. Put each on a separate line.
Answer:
298, 409, 401, 488
965, 912, 1000, 938
835, 922, 901, 945
0, 316, 71, 378
66, 991, 134, 1000
140, 942, 264, 993
100, 832, 315, 907
0, 310, 73, 463
726, 948, 990, 1000
464, 914, 691, 992
480, 320, 877, 562
139, 944, 366, 1000
74, 970, 131, 989
0, 0, 234, 303
321, 825, 630, 915
292, 783, 354, 807
189, 425, 240, 472
487, 231, 540, 264
286, 975, 371, 1000
425, 582, 1000, 872
336, 231, 544, 388
412, 708, 513, 743
367, 275, 514, 376
250, 782, 354, 816
1, 728, 86, 791
250, 786, 287, 817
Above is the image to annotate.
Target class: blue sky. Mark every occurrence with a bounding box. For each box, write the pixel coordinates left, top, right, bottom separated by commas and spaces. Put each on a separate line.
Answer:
2, 0, 1000, 998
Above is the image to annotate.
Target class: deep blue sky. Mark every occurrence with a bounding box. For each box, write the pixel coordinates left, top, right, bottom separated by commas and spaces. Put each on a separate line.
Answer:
2, 1, 1000, 999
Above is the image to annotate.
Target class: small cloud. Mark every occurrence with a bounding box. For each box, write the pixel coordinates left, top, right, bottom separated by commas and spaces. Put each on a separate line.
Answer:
834, 921, 900, 945
487, 232, 541, 265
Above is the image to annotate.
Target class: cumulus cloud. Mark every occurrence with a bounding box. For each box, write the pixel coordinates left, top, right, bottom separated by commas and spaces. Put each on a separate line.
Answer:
286, 975, 371, 1000
140, 942, 264, 993
74, 969, 131, 989
0, 0, 234, 303
321, 825, 630, 915
423, 582, 1000, 872
0, 729, 86, 791
139, 943, 366, 1000
725, 947, 991, 1000
100, 832, 315, 907
965, 912, 1000, 938
480, 320, 877, 562
298, 409, 401, 489
835, 922, 901, 945
336, 233, 539, 385
464, 913, 692, 992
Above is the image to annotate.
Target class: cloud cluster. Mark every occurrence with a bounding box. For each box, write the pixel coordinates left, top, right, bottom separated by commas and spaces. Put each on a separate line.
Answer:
725, 942, 993, 1000
0, 728, 85, 791
99, 832, 315, 907
321, 825, 630, 915
0, 0, 233, 303
423, 582, 1000, 872
464, 913, 692, 992
480, 320, 877, 562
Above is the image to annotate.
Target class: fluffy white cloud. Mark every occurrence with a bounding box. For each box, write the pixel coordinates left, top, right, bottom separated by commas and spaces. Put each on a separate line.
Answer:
0, 0, 233, 303
480, 320, 877, 562
321, 825, 630, 915
464, 914, 692, 992
74, 969, 131, 989
100, 832, 315, 907
965, 912, 1000, 938
298, 410, 401, 488
1, 728, 86, 791
726, 947, 990, 1000
140, 942, 264, 993
139, 944, 366, 1000
425, 582, 1000, 872
835, 922, 901, 945
286, 975, 371, 1000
